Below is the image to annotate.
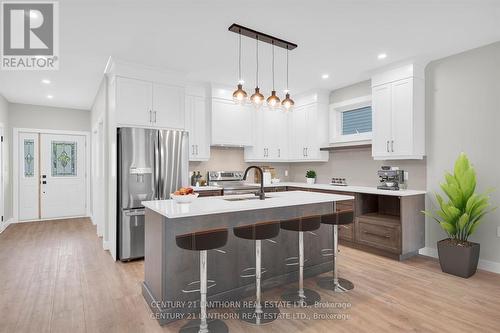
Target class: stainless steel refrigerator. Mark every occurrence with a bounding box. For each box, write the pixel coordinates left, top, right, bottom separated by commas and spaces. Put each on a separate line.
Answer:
117, 127, 189, 261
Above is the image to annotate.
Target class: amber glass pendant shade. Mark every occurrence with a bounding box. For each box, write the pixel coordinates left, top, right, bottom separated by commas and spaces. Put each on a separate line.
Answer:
250, 87, 265, 107
266, 90, 281, 109
232, 83, 248, 104
281, 93, 294, 111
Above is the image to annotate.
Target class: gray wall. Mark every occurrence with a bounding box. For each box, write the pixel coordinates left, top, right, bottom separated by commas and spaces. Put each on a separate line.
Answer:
425, 41, 500, 264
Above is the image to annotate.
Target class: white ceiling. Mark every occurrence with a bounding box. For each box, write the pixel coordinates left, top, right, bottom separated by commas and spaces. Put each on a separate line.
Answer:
1, 0, 499, 110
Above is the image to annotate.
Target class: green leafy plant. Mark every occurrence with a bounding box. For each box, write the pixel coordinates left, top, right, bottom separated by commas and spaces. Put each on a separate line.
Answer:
306, 170, 317, 178
423, 153, 496, 243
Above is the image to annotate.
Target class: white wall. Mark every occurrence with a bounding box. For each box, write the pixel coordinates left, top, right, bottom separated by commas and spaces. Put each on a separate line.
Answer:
425, 41, 500, 266
0, 94, 10, 227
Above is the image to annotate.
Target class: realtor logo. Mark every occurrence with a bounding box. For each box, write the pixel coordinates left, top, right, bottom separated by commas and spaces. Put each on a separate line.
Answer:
1, 1, 59, 70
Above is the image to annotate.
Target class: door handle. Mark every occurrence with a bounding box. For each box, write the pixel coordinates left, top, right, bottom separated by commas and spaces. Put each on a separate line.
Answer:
192, 145, 195, 155
386, 140, 389, 152
196, 145, 198, 155
149, 110, 152, 123
391, 140, 394, 152
305, 148, 308, 157
153, 111, 157, 123
303, 148, 305, 157
278, 148, 280, 158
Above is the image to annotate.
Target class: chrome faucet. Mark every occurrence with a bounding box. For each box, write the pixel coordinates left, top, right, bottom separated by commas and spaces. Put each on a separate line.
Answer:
243, 166, 265, 200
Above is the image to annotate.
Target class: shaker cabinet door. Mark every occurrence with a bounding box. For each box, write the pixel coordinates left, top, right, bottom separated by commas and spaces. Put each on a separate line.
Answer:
116, 77, 153, 127
371, 83, 392, 158
153, 83, 185, 129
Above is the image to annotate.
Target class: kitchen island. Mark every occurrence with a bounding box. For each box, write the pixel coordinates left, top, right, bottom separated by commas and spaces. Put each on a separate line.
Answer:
142, 190, 354, 325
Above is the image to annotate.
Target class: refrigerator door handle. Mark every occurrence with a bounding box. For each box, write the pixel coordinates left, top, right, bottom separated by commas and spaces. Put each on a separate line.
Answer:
154, 131, 160, 200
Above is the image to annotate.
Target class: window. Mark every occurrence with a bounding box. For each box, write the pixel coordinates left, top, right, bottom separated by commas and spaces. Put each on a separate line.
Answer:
341, 106, 372, 135
330, 95, 372, 144
51, 141, 77, 176
24, 139, 35, 177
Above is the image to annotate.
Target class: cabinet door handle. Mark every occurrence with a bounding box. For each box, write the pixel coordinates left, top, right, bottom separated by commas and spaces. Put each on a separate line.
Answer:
196, 145, 199, 155
391, 140, 394, 152
386, 140, 389, 152
363, 230, 391, 239
278, 148, 280, 158
192, 145, 195, 155
149, 110, 152, 123
305, 148, 308, 157
154, 111, 157, 123
303, 148, 306, 157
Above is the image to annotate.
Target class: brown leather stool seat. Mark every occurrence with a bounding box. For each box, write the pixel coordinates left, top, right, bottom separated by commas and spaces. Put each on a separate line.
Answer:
320, 210, 354, 226
233, 221, 280, 240
280, 215, 321, 232
176, 228, 228, 251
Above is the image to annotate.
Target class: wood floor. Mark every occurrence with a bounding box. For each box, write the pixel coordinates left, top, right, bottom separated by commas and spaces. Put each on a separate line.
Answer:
1, 218, 499, 333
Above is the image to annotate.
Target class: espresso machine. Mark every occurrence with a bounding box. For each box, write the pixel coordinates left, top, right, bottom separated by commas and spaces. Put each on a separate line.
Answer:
377, 166, 407, 190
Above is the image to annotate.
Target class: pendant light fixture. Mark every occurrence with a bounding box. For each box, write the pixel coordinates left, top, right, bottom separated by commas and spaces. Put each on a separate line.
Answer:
232, 30, 247, 104
250, 36, 264, 107
281, 47, 295, 111
266, 41, 281, 109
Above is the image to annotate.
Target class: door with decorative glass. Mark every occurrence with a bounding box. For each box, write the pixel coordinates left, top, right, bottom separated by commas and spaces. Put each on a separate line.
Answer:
40, 134, 86, 219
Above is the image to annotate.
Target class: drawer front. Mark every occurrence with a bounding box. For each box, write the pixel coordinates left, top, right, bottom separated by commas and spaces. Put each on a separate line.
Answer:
339, 223, 354, 241
356, 219, 401, 253
196, 190, 222, 197
336, 201, 354, 212
286, 187, 312, 192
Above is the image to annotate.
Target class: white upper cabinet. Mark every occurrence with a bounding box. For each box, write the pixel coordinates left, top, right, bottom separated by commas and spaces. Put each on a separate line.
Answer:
153, 83, 185, 129
371, 64, 425, 160
185, 92, 210, 161
115, 76, 185, 129
115, 77, 153, 127
244, 108, 289, 161
211, 86, 253, 146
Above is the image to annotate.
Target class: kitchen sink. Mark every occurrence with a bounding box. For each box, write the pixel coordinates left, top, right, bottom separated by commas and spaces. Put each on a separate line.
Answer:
223, 196, 271, 201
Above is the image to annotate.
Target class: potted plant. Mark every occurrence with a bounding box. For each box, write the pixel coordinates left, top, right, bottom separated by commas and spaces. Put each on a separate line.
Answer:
306, 170, 316, 184
423, 153, 496, 278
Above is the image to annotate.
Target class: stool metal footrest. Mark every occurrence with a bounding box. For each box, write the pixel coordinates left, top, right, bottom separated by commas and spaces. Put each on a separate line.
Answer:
317, 276, 354, 292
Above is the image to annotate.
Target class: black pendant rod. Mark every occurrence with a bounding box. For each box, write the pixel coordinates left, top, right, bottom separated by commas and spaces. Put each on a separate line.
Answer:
228, 23, 298, 50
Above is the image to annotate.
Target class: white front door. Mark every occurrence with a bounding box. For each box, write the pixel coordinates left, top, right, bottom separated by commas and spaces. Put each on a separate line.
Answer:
18, 132, 87, 221
40, 134, 86, 219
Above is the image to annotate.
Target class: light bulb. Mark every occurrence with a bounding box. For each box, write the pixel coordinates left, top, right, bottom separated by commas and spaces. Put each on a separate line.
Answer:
232, 83, 247, 105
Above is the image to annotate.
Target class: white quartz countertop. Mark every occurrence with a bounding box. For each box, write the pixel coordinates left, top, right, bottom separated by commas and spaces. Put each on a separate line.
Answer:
248, 182, 426, 197
142, 191, 354, 219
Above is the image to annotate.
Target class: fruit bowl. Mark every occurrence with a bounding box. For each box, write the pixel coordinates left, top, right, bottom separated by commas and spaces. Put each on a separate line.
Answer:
170, 192, 199, 204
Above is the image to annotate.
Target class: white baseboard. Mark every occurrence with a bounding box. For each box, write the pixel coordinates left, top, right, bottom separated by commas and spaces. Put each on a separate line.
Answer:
419, 246, 500, 274
0, 218, 14, 233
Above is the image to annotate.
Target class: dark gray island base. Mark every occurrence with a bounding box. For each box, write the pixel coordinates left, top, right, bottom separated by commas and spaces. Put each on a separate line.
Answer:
142, 202, 337, 325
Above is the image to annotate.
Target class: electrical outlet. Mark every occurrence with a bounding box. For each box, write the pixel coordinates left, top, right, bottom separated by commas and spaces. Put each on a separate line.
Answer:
497, 226, 500, 238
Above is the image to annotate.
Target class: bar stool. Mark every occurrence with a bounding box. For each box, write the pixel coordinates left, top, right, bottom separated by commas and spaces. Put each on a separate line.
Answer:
233, 221, 281, 325
280, 216, 321, 306
317, 210, 355, 292
176, 228, 229, 333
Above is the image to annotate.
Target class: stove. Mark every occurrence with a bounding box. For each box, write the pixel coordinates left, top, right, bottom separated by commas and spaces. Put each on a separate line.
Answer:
207, 171, 260, 195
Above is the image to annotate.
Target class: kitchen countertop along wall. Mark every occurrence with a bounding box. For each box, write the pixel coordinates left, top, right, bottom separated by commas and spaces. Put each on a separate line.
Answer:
288, 147, 427, 190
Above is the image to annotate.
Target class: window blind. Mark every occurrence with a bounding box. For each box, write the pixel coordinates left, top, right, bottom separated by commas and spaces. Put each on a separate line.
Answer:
342, 106, 372, 135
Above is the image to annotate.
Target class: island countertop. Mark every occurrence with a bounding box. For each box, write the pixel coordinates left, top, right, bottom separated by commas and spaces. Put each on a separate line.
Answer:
142, 190, 354, 219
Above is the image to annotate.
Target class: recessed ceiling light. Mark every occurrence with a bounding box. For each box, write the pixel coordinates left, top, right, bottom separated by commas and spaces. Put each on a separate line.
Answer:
47, 95, 53, 99
42, 79, 51, 84
321, 74, 329, 79
377, 53, 387, 60
30, 11, 38, 19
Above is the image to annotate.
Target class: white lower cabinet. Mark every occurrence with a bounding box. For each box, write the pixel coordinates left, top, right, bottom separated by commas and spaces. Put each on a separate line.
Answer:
211, 99, 253, 146
185, 95, 210, 161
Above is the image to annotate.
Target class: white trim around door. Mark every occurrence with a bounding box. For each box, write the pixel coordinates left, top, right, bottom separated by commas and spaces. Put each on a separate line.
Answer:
13, 128, 91, 223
